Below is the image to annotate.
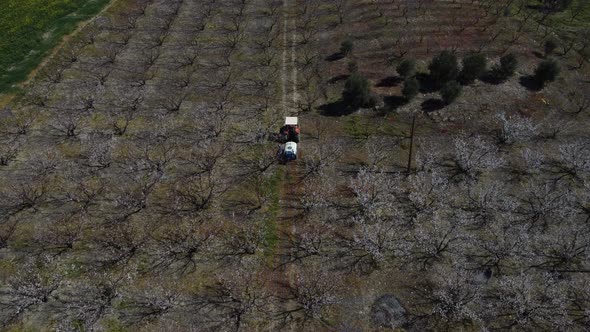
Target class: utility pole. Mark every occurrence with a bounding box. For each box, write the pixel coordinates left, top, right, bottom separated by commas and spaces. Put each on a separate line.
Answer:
407, 113, 417, 174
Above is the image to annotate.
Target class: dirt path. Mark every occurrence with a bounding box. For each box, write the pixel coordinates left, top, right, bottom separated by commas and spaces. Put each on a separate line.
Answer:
281, 0, 298, 114
268, 0, 302, 329
267, 160, 303, 330
290, 9, 298, 108
281, 0, 289, 114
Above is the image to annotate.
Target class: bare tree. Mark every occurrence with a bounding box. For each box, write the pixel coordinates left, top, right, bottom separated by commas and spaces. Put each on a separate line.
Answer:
49, 274, 124, 330
1, 179, 48, 216
274, 268, 342, 329
331, 0, 349, 25
104, 91, 142, 136
488, 273, 571, 330
335, 217, 399, 274
567, 86, 590, 115
79, 133, 113, 170
303, 141, 342, 178
50, 111, 87, 139
144, 219, 216, 275
569, 278, 590, 328
531, 218, 590, 272
466, 221, 530, 275
118, 282, 184, 325
407, 265, 485, 331
398, 211, 468, 270
448, 135, 504, 181
279, 221, 332, 267
203, 268, 270, 331
33, 214, 85, 257
492, 112, 538, 146
0, 137, 21, 166
397, 170, 449, 226
165, 171, 226, 217
546, 140, 590, 184
455, 181, 507, 228
219, 219, 265, 261
513, 181, 573, 231
0, 260, 62, 325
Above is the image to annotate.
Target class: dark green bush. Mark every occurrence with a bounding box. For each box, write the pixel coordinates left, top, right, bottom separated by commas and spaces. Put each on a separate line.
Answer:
428, 51, 459, 88
460, 53, 487, 84
441, 81, 462, 105
544, 40, 557, 57
343, 74, 374, 109
402, 77, 419, 101
534, 59, 560, 87
396, 59, 416, 79
340, 39, 354, 56
491, 53, 518, 81
500, 54, 518, 77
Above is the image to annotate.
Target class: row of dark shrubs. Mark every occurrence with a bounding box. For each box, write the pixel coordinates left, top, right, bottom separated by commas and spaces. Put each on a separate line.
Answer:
399, 51, 520, 105
340, 47, 560, 111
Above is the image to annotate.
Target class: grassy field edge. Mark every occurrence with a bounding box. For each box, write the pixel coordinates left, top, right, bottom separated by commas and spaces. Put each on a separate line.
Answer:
0, 0, 112, 94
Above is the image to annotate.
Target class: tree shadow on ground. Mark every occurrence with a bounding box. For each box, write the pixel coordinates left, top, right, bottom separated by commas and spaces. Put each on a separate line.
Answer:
480, 71, 506, 85
325, 52, 345, 62
376, 76, 403, 87
519, 75, 542, 91
319, 100, 356, 116
457, 76, 473, 86
457, 72, 487, 86
383, 95, 407, 111
526, 4, 557, 12
567, 64, 583, 71
416, 73, 438, 93
532, 51, 545, 59
328, 74, 349, 84
421, 98, 445, 112
527, 4, 564, 13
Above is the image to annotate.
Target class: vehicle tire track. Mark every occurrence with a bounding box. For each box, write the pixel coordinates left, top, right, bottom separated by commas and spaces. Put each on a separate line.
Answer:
291, 9, 298, 109
269, 0, 300, 330
281, 0, 289, 114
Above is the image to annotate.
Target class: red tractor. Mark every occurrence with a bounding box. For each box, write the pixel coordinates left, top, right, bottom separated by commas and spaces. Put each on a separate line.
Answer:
278, 117, 300, 143
276, 117, 299, 163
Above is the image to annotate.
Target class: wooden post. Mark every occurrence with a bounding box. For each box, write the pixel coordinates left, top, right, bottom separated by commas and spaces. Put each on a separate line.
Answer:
407, 113, 417, 174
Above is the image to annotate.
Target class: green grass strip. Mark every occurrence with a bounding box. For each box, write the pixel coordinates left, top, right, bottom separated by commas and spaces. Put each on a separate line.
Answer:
0, 0, 111, 93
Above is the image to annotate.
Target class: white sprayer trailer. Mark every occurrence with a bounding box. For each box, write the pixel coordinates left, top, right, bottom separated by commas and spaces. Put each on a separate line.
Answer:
277, 117, 299, 163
